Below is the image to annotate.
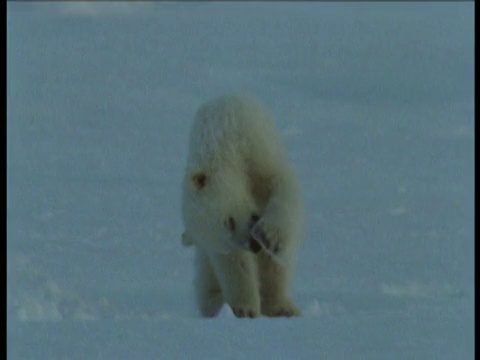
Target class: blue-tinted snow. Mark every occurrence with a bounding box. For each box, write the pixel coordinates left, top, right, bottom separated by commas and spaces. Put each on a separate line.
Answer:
7, 2, 474, 359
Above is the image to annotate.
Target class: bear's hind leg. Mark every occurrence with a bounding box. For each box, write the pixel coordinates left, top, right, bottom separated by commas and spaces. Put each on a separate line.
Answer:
194, 249, 224, 317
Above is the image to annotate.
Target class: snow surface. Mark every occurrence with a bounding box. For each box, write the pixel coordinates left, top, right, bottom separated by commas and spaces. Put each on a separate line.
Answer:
7, 2, 474, 359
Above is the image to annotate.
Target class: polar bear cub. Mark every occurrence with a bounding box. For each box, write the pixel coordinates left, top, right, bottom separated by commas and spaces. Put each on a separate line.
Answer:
181, 92, 303, 318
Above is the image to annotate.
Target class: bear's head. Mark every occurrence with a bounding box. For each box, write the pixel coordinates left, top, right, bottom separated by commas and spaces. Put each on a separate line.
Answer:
182, 168, 260, 253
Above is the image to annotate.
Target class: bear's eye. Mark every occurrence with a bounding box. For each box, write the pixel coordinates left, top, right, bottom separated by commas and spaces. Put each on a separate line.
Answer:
192, 173, 207, 190
250, 213, 260, 224
224, 217, 236, 232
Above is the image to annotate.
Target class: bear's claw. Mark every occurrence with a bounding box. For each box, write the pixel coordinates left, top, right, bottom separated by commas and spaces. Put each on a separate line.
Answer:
232, 307, 259, 318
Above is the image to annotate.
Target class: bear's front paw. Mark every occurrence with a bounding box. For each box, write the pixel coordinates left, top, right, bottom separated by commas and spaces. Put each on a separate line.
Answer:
231, 305, 260, 319
250, 219, 283, 255
262, 299, 302, 318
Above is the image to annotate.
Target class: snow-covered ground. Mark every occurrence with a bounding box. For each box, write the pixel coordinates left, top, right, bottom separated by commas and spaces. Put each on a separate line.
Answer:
7, 2, 474, 359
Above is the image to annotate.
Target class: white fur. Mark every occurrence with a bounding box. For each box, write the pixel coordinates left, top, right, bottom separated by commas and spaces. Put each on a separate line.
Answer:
181, 92, 303, 318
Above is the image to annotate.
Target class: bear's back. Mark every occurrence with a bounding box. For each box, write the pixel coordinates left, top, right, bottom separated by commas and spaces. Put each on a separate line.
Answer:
187, 92, 282, 171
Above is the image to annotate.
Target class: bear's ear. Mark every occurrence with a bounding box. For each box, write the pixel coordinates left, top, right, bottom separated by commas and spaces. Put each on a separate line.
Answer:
192, 173, 207, 191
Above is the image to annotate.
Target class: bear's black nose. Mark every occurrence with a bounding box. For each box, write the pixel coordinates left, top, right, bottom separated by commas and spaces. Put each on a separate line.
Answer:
249, 237, 262, 254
